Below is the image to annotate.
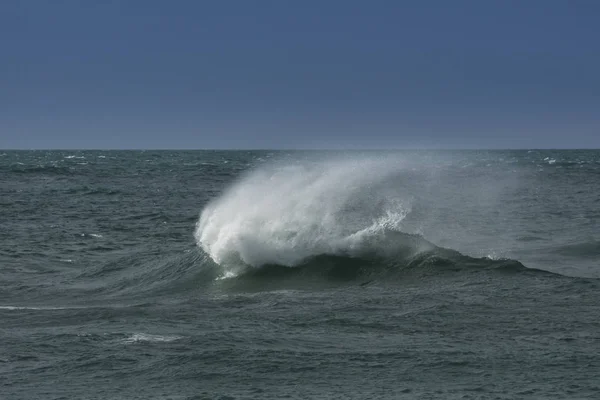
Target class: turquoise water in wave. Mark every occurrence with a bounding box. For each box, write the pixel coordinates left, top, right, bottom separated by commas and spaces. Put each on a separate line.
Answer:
1, 150, 599, 399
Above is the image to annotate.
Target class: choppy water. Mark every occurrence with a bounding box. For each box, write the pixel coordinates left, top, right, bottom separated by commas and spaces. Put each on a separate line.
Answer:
1, 150, 599, 399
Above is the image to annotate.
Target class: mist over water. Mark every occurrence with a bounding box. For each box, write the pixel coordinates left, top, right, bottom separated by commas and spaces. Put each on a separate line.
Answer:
196, 157, 415, 270
194, 153, 534, 281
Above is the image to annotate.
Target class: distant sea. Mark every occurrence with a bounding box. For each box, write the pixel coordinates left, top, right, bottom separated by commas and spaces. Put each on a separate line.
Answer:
1, 150, 599, 399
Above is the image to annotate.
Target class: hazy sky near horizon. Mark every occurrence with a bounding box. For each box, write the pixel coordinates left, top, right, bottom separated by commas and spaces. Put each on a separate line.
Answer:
1, 0, 599, 149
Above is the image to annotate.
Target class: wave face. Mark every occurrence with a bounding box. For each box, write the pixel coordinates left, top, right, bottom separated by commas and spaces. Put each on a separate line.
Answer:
194, 156, 528, 281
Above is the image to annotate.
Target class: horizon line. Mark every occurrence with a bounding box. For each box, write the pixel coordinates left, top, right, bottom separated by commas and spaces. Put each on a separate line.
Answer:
1, 148, 599, 152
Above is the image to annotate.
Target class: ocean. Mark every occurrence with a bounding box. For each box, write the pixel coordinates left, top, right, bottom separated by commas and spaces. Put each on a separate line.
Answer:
1, 150, 599, 399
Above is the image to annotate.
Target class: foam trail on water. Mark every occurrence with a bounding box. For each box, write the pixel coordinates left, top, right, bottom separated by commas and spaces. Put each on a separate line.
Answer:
195, 156, 413, 272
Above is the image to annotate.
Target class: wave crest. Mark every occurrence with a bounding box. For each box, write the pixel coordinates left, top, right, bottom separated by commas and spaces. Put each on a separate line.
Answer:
195, 157, 414, 271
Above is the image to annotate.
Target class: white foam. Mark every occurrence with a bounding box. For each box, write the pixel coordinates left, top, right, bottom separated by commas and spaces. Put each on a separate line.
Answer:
195, 156, 413, 270
123, 333, 181, 344
216, 270, 239, 280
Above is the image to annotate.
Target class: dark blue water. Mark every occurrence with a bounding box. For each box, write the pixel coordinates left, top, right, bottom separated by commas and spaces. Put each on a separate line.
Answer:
1, 150, 599, 399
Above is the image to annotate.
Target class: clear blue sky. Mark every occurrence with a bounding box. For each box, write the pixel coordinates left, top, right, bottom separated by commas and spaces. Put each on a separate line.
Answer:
1, 0, 598, 149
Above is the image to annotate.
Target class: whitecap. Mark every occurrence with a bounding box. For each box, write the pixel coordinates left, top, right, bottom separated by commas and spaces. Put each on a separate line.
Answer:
81, 233, 103, 238
195, 156, 413, 270
122, 333, 182, 344
0, 306, 69, 311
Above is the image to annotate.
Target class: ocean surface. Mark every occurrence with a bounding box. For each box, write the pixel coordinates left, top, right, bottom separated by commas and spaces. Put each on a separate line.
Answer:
1, 150, 599, 399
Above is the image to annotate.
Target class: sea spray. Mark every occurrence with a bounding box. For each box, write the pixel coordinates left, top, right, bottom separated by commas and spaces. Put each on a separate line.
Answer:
195, 156, 414, 270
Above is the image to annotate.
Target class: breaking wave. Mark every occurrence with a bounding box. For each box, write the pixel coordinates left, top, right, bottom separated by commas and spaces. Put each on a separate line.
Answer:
196, 157, 413, 270
194, 156, 534, 284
